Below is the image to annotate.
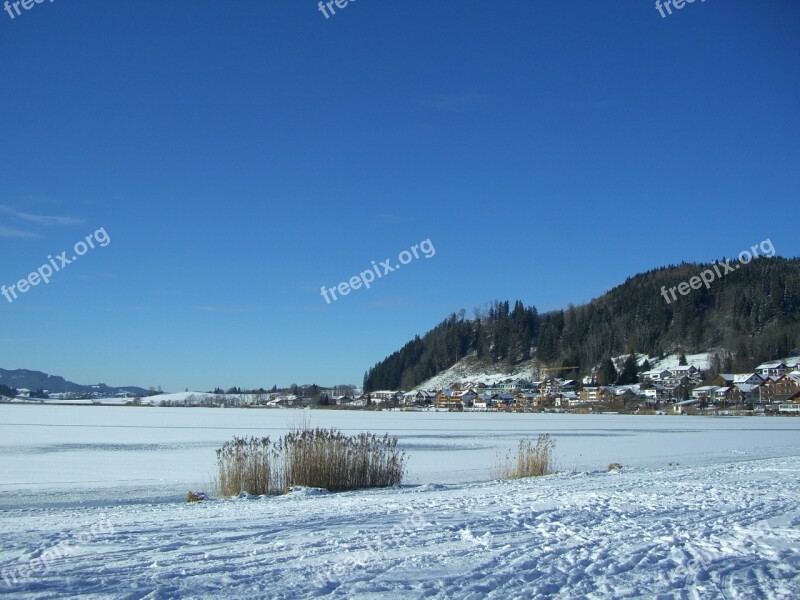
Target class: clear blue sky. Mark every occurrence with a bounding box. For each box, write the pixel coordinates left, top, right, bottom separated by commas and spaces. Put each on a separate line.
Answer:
1, 0, 798, 391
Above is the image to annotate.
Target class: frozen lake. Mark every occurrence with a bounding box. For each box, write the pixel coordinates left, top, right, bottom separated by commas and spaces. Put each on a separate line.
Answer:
2, 405, 799, 501
1, 405, 799, 598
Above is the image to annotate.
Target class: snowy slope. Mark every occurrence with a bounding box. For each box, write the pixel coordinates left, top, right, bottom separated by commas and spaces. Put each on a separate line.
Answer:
417, 351, 718, 390
417, 356, 539, 390
646, 352, 716, 373
1, 456, 799, 598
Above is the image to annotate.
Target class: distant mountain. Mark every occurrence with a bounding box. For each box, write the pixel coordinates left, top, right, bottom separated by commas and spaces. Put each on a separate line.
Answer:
363, 257, 800, 391
0, 368, 149, 396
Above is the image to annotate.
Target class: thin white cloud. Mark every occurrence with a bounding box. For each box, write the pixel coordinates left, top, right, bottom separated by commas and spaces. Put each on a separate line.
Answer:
0, 205, 83, 226
0, 225, 41, 239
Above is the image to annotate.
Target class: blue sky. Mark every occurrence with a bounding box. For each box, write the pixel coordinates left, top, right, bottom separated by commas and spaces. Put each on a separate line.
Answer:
1, 0, 798, 391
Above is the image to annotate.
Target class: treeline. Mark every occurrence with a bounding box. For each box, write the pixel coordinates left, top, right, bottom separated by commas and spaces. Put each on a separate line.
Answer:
208, 384, 358, 403
363, 302, 538, 391
363, 258, 800, 391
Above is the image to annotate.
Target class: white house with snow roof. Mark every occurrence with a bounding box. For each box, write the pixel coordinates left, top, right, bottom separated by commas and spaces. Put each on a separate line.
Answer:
755, 361, 788, 379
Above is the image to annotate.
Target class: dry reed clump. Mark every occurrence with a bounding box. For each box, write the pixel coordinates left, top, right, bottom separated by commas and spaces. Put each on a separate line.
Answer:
492, 434, 556, 480
214, 428, 406, 497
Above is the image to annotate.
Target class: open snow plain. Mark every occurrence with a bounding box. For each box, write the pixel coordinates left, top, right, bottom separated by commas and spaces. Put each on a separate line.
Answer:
1, 405, 799, 598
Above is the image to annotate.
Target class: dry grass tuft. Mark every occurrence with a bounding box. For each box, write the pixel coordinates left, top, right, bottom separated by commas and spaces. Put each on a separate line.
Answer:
492, 434, 556, 480
213, 428, 406, 497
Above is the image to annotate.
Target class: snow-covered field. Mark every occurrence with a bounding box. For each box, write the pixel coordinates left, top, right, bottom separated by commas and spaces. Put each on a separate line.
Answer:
1, 406, 799, 598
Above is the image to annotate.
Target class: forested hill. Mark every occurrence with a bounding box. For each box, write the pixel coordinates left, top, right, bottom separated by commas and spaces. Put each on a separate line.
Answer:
363, 257, 800, 391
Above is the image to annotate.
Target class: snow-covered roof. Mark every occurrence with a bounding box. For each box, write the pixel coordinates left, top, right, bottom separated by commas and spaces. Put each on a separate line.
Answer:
757, 361, 786, 369
733, 373, 761, 383
610, 387, 634, 396
615, 384, 641, 393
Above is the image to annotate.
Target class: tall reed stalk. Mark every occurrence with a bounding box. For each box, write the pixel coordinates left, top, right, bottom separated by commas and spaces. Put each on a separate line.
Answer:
492, 434, 556, 480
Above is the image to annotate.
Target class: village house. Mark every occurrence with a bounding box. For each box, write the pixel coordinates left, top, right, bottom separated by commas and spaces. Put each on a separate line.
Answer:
728, 383, 759, 406
579, 386, 614, 404
340, 396, 367, 408
712, 386, 735, 406
642, 388, 659, 401
558, 391, 580, 406
713, 373, 764, 387
403, 390, 436, 407
760, 372, 800, 404
560, 380, 577, 392
755, 361, 788, 380
669, 365, 701, 383
553, 392, 584, 408
643, 384, 670, 401
496, 378, 534, 391
452, 389, 477, 407
660, 375, 690, 395
473, 393, 493, 410
692, 385, 719, 402
540, 378, 576, 395
640, 369, 671, 382
512, 391, 538, 410
494, 393, 515, 410
370, 390, 403, 403
778, 399, 800, 413
330, 395, 353, 406
435, 389, 463, 410
611, 387, 636, 406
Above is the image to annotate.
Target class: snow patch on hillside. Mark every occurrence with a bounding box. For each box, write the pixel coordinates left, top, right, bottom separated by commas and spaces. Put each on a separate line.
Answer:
416, 351, 719, 390
648, 352, 716, 372
417, 356, 539, 390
